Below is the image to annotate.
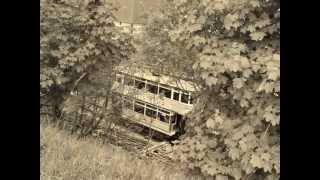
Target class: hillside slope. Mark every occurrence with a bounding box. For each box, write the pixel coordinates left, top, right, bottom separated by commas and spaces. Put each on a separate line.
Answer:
40, 124, 202, 180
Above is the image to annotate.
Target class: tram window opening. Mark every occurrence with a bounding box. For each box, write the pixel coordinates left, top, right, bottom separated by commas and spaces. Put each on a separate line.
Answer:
158, 109, 171, 123
158, 114, 170, 123
189, 95, 193, 104
134, 104, 144, 114
135, 79, 145, 89
159, 87, 171, 98
146, 83, 158, 94
146, 108, 157, 119
173, 91, 180, 101
181, 93, 189, 103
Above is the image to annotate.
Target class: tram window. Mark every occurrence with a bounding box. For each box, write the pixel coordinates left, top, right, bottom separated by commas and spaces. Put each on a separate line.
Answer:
146, 108, 157, 119
124, 76, 134, 86
134, 103, 144, 114
173, 91, 180, 101
135, 79, 145, 89
146, 83, 158, 94
158, 114, 170, 123
181, 93, 189, 103
158, 109, 170, 123
189, 95, 193, 104
164, 115, 170, 123
159, 87, 171, 98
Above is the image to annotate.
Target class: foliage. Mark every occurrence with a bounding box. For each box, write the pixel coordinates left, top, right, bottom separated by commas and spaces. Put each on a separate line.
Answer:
40, 0, 134, 123
142, 0, 280, 179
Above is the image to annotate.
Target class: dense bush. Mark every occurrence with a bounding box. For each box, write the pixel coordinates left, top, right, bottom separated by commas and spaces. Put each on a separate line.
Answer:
40, 0, 134, 123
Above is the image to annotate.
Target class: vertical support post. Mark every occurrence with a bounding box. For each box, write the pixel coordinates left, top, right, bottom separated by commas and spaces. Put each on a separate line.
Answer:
145, 79, 147, 89
169, 112, 172, 132
171, 88, 174, 100
156, 108, 159, 120
157, 84, 160, 95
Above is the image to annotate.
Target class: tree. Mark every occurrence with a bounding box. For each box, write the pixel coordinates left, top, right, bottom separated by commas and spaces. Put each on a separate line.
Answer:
141, 0, 280, 179
40, 0, 135, 129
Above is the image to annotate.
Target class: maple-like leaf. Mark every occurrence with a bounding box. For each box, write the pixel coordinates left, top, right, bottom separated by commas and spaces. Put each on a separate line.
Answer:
224, 14, 238, 30
229, 148, 240, 160
206, 118, 215, 129
250, 31, 266, 41
206, 76, 218, 86
233, 78, 244, 89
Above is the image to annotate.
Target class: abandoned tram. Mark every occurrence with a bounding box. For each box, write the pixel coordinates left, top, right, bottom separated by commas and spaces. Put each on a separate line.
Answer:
111, 64, 196, 137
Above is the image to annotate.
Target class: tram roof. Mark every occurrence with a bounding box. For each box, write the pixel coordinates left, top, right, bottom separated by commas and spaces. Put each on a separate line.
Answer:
114, 64, 198, 92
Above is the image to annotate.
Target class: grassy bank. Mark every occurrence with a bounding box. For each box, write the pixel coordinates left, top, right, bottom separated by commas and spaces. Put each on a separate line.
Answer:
40, 124, 202, 180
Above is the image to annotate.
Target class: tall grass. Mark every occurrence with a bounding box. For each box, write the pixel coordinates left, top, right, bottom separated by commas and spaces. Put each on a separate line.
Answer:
40, 124, 203, 180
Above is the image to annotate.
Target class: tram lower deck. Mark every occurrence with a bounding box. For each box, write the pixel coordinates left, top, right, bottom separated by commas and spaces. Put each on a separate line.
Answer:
119, 96, 183, 136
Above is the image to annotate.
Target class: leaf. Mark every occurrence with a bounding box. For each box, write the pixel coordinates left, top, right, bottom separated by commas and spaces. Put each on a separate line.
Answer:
199, 55, 213, 69
239, 57, 250, 68
250, 31, 266, 41
240, 99, 249, 107
225, 60, 241, 72
233, 78, 244, 89
229, 148, 240, 160
263, 111, 280, 126
207, 139, 217, 148
250, 154, 263, 168
206, 118, 215, 129
206, 76, 218, 86
224, 14, 239, 30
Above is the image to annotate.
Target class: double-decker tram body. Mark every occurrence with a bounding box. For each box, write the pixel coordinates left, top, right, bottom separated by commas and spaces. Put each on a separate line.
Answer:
112, 65, 196, 137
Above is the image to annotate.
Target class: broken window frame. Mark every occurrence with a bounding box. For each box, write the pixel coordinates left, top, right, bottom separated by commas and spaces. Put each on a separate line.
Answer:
159, 85, 172, 99
157, 108, 171, 123
124, 97, 179, 129
134, 77, 146, 90
133, 101, 145, 115
120, 73, 194, 105
145, 107, 157, 119
146, 80, 159, 94
181, 92, 189, 104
